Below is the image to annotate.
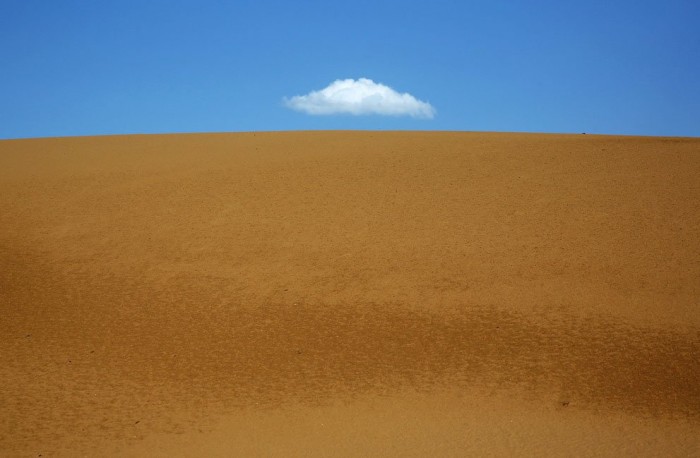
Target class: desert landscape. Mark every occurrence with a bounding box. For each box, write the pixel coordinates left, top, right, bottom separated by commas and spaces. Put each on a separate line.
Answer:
1, 131, 699, 456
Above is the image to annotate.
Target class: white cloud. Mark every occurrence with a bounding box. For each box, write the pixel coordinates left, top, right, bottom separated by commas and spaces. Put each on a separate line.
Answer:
284, 78, 436, 119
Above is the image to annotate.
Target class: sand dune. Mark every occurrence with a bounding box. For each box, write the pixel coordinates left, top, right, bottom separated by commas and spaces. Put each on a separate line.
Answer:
1, 131, 699, 456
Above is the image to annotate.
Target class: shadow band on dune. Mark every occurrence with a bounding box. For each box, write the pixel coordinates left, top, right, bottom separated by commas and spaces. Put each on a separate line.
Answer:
3, 254, 699, 434
123, 300, 698, 420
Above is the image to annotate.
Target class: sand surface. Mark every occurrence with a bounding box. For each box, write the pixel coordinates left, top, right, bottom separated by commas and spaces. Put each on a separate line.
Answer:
1, 131, 699, 456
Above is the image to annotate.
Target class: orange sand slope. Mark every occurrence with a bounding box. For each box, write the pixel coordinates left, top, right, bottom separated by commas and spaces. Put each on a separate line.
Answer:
1, 131, 699, 456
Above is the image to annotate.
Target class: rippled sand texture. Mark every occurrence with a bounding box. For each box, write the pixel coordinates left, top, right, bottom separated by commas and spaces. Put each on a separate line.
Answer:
1, 132, 699, 456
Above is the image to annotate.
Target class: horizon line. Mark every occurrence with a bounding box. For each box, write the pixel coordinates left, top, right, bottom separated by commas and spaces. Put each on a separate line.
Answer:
2, 129, 699, 142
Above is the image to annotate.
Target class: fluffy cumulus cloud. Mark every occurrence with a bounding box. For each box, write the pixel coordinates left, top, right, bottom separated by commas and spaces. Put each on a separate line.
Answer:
284, 78, 436, 119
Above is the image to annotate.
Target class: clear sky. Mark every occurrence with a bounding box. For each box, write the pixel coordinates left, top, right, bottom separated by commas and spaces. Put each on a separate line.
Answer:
1, 0, 699, 139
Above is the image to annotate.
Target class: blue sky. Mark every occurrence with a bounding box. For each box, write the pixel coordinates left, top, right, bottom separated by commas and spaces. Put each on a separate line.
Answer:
1, 0, 698, 139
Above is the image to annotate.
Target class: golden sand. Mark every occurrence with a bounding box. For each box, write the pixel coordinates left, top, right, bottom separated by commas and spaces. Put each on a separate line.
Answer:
1, 131, 699, 456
